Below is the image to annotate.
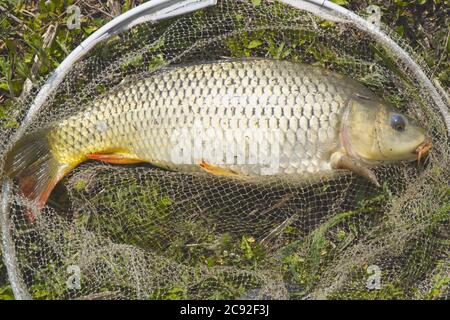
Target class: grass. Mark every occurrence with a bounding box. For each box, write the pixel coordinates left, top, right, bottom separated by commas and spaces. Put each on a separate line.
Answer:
279, 185, 392, 297
68, 171, 268, 299
0, 0, 449, 299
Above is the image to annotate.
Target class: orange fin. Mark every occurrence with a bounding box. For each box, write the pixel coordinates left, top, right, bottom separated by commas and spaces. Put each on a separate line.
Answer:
19, 167, 69, 223
4, 128, 73, 223
330, 151, 380, 187
87, 152, 143, 164
199, 160, 240, 177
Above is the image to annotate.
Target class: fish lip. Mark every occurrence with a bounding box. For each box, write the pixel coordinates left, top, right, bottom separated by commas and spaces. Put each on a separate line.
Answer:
413, 136, 433, 164
413, 137, 433, 155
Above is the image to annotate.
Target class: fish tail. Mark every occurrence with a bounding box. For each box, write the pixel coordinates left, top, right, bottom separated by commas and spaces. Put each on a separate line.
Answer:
4, 128, 70, 222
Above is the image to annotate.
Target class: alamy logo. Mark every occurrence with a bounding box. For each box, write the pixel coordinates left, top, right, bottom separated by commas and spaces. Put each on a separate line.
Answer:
67, 5, 81, 30
66, 265, 81, 290
366, 264, 381, 290
366, 5, 381, 28
170, 120, 280, 175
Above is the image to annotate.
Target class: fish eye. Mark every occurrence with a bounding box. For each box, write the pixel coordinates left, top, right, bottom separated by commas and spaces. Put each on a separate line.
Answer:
390, 114, 406, 132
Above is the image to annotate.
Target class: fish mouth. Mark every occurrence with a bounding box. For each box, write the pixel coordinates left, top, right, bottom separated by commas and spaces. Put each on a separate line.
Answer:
413, 137, 433, 164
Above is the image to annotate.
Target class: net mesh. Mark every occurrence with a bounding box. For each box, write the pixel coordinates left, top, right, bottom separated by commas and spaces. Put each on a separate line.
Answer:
1, 0, 449, 300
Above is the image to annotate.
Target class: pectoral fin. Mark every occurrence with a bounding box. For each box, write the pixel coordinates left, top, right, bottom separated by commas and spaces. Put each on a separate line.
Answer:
87, 152, 143, 164
331, 151, 380, 187
199, 160, 240, 177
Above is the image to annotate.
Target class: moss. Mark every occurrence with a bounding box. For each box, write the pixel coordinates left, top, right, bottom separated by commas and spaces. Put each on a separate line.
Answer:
424, 260, 450, 300
73, 180, 174, 250
329, 273, 408, 300
151, 285, 188, 300
150, 274, 250, 300
29, 263, 71, 300
0, 284, 14, 300
73, 179, 87, 192
0, 248, 14, 300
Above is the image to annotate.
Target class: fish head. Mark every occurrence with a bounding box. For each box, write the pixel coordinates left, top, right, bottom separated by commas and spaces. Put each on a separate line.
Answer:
342, 95, 431, 164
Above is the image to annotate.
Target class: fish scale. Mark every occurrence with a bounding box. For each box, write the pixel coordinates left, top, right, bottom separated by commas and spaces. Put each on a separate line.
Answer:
48, 59, 374, 177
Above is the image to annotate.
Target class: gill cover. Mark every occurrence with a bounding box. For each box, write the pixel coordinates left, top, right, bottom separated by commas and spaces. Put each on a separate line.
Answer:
343, 95, 427, 163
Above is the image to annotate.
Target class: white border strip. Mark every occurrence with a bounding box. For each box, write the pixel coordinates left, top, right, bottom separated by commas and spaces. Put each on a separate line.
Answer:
2, 0, 448, 300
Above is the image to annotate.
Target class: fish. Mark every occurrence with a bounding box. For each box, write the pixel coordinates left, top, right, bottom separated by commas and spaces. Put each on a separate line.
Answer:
3, 59, 432, 221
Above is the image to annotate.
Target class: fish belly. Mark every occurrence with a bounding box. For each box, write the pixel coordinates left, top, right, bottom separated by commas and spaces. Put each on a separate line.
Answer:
49, 59, 359, 177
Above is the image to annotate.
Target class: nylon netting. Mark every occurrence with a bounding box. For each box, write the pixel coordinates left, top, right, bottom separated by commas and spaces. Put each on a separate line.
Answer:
0, 0, 449, 300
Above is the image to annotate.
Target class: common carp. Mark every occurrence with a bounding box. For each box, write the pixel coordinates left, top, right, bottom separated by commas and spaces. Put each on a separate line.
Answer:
4, 59, 432, 221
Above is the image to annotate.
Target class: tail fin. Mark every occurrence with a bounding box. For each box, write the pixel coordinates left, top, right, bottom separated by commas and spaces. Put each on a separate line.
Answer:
4, 129, 69, 222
